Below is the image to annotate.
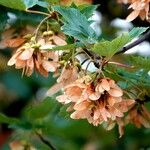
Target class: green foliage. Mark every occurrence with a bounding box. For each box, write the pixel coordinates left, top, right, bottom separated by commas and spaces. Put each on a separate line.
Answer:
93, 33, 130, 59
0, 0, 26, 10
0, 113, 33, 130
49, 44, 75, 51
104, 64, 150, 98
25, 98, 56, 120
53, 6, 98, 44
117, 68, 150, 86
126, 55, 150, 71
0, 98, 58, 131
59, 105, 71, 119
129, 27, 149, 39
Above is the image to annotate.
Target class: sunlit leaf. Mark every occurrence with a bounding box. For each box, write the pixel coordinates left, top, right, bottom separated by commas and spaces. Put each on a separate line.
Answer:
92, 33, 130, 59
0, 0, 26, 10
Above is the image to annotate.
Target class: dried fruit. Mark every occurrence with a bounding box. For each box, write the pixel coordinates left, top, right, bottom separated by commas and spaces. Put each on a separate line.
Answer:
56, 77, 135, 126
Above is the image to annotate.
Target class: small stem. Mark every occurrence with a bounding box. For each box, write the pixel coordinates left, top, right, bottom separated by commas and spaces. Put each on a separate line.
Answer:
36, 132, 57, 150
26, 9, 50, 16
35, 16, 50, 41
115, 30, 150, 55
108, 61, 134, 69
71, 49, 75, 65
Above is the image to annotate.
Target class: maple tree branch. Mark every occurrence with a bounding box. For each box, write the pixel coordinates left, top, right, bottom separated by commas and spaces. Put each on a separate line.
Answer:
115, 30, 150, 55
90, 30, 150, 68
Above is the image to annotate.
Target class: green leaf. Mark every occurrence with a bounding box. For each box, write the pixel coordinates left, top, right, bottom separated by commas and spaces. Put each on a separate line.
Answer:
24, 0, 48, 9
47, 42, 84, 51
53, 6, 98, 44
70, 3, 98, 18
80, 4, 98, 18
117, 68, 150, 87
92, 33, 131, 58
48, 44, 76, 51
125, 55, 150, 71
25, 98, 56, 120
0, 0, 26, 10
129, 27, 149, 39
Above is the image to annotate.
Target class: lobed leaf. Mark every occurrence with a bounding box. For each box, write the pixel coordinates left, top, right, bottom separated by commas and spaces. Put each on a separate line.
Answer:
53, 6, 98, 44
117, 68, 150, 86
92, 33, 131, 59
92, 27, 149, 58
79, 4, 98, 18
